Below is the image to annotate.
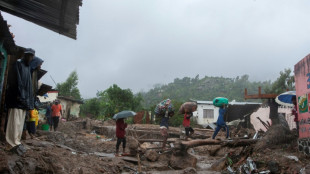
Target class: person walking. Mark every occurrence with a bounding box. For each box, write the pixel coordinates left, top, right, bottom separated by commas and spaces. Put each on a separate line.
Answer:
160, 110, 174, 151
115, 118, 127, 157
45, 103, 53, 131
183, 112, 194, 140
51, 100, 62, 131
212, 104, 230, 139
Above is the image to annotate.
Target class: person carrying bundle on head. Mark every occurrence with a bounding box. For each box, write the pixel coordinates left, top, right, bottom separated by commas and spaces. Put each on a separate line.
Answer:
183, 112, 194, 140
212, 104, 230, 140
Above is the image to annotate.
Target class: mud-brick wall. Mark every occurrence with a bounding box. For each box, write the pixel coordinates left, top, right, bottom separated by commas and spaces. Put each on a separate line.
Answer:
134, 111, 150, 124
298, 139, 310, 155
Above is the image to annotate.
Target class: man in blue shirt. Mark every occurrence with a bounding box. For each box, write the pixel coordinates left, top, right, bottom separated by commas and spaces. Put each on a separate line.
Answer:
212, 104, 229, 139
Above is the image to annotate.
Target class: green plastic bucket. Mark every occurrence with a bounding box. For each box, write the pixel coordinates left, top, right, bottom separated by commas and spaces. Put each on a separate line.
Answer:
42, 124, 49, 131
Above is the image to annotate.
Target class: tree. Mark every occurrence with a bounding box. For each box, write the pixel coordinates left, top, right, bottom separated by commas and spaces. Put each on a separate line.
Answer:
97, 84, 143, 117
80, 84, 143, 119
56, 70, 81, 100
263, 68, 295, 125
80, 98, 101, 118
141, 74, 272, 109
265, 68, 295, 94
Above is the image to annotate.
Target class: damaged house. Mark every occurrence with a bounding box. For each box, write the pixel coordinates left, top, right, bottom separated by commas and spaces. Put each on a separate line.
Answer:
193, 100, 261, 128
0, 0, 83, 139
58, 96, 83, 120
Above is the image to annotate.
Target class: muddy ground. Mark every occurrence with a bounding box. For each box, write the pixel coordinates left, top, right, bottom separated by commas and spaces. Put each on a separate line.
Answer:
0, 118, 309, 174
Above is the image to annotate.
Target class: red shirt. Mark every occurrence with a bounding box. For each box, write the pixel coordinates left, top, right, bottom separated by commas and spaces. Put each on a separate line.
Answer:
116, 119, 127, 138
51, 104, 62, 117
183, 113, 191, 127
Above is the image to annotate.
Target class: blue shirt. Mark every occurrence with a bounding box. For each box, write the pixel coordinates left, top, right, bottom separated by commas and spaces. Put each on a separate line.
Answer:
216, 108, 226, 126
45, 106, 52, 117
160, 116, 169, 128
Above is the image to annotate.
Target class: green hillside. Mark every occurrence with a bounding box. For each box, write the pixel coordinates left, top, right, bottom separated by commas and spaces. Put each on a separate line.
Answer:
140, 75, 271, 108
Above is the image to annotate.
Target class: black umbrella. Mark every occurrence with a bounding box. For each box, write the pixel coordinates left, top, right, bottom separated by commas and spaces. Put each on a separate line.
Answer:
113, 111, 137, 120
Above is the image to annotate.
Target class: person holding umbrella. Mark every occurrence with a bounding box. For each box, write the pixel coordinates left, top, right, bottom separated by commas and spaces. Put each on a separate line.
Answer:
115, 118, 128, 157
113, 111, 136, 157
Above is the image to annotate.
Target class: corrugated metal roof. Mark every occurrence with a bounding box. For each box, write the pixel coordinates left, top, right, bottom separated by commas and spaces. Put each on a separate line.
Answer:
0, 12, 16, 53
0, 0, 83, 39
58, 96, 83, 104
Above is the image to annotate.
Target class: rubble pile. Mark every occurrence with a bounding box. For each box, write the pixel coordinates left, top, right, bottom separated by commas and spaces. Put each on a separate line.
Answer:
0, 118, 310, 173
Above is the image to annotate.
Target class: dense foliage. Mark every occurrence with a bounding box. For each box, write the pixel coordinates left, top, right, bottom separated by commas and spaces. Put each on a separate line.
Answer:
80, 69, 294, 124
56, 71, 81, 100
264, 68, 295, 94
141, 69, 295, 110
80, 84, 142, 119
140, 74, 271, 109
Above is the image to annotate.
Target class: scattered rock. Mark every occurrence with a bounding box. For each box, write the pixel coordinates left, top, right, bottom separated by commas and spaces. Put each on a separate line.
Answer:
255, 117, 294, 151
183, 167, 197, 174
127, 136, 139, 156
0, 151, 9, 173
210, 157, 226, 171
268, 161, 279, 174
169, 153, 197, 170
145, 150, 159, 162
208, 145, 221, 156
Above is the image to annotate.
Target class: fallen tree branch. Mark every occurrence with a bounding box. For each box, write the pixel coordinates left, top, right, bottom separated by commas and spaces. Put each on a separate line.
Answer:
138, 139, 176, 143
193, 128, 215, 132
179, 138, 258, 150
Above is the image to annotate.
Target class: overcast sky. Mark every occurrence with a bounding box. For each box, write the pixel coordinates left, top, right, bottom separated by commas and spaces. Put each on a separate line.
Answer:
3, 0, 310, 98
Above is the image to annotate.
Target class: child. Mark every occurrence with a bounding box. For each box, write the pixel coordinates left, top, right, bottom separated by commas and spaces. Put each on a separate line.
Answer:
212, 104, 229, 139
27, 109, 39, 139
115, 118, 127, 157
183, 112, 194, 140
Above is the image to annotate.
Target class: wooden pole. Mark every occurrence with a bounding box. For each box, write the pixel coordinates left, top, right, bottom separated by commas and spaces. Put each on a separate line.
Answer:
137, 154, 142, 173
138, 139, 176, 143
179, 138, 258, 150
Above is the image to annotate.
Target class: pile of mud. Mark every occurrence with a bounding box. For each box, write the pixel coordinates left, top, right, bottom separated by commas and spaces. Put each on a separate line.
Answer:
1, 118, 310, 174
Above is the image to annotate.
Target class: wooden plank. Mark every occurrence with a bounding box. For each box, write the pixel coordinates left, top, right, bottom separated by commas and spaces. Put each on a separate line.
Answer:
193, 128, 214, 132
146, 147, 162, 149
244, 87, 278, 99
121, 156, 138, 163
138, 139, 175, 143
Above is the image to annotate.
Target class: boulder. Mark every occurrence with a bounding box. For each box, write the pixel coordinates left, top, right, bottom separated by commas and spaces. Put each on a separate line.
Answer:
169, 153, 197, 170
145, 150, 159, 162
183, 167, 197, 174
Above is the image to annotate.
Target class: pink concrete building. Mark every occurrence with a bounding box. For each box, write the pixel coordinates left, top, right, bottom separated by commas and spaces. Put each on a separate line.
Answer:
295, 54, 310, 154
